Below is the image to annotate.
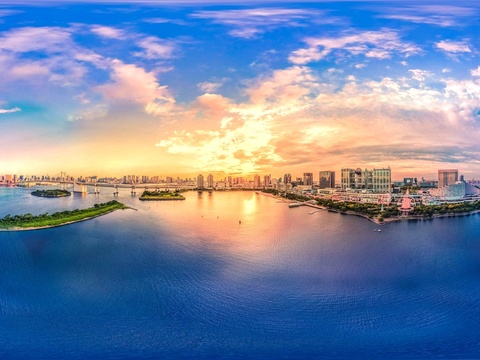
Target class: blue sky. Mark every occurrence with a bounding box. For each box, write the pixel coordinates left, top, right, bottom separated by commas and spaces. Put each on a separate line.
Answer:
1, 1, 480, 179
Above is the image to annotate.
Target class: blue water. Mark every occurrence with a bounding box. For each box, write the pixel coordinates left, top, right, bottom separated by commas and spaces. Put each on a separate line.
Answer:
1, 187, 480, 359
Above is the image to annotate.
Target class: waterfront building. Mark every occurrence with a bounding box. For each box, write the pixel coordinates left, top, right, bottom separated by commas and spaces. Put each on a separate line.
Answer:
263, 174, 271, 188
372, 168, 391, 192
438, 169, 458, 188
303, 173, 313, 186
207, 174, 214, 188
341, 167, 391, 193
197, 174, 204, 189
215, 181, 227, 189
331, 190, 392, 205
319, 171, 335, 189
254, 174, 261, 188
428, 181, 480, 201
276, 182, 293, 192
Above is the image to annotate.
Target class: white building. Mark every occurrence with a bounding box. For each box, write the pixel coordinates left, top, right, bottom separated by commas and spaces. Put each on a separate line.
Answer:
341, 167, 391, 193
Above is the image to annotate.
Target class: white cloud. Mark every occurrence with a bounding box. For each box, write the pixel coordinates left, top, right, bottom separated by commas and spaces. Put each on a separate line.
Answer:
378, 5, 476, 27
0, 107, 20, 114
197, 82, 220, 93
380, 14, 455, 27
471, 67, 480, 77
134, 36, 175, 59
68, 104, 108, 121
435, 40, 471, 53
0, 10, 21, 17
408, 69, 432, 82
142, 17, 187, 26
245, 66, 316, 104
289, 29, 421, 65
191, 8, 329, 39
96, 59, 175, 115
0, 26, 72, 53
91, 25, 126, 39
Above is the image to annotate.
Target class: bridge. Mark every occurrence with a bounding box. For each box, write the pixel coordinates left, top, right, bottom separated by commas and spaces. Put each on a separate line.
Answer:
16, 171, 196, 195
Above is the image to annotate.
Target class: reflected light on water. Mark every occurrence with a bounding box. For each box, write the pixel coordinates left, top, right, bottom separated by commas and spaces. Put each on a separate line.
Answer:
242, 196, 257, 216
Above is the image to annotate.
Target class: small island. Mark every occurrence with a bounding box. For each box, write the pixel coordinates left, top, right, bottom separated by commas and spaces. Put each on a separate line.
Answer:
0, 200, 129, 231
31, 189, 71, 198
139, 190, 186, 201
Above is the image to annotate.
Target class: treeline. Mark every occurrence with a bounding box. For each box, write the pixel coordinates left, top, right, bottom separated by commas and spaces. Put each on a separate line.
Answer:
412, 201, 480, 217
31, 189, 71, 197
142, 190, 181, 197
0, 200, 126, 229
139, 190, 186, 200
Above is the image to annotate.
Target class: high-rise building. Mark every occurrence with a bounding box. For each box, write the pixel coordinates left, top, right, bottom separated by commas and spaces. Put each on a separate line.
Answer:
197, 174, 204, 189
207, 174, 214, 188
341, 167, 391, 193
438, 169, 458, 188
284, 173, 292, 184
303, 173, 313, 186
254, 174, 261, 188
263, 174, 271, 188
319, 171, 335, 189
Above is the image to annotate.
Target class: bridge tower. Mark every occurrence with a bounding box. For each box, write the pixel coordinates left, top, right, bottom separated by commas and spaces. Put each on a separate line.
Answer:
113, 184, 119, 196
131, 185, 136, 195
94, 183, 99, 195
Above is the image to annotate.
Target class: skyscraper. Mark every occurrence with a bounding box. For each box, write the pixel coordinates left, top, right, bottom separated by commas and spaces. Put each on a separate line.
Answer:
303, 172, 313, 186
207, 174, 214, 188
263, 174, 271, 188
319, 171, 335, 189
438, 169, 458, 188
197, 174, 204, 189
283, 173, 292, 184
254, 174, 261, 188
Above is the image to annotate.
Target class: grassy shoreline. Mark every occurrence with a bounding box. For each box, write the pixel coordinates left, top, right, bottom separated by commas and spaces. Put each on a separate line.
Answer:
0, 200, 129, 231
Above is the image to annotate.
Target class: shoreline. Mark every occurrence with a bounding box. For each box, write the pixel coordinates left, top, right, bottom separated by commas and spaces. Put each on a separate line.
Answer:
257, 191, 480, 225
0, 206, 132, 232
317, 205, 480, 225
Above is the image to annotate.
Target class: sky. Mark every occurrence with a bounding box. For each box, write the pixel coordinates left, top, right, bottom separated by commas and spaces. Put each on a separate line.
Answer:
1, 0, 480, 180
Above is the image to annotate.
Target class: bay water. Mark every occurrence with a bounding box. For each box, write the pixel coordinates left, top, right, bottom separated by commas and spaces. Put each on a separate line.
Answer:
1, 187, 480, 359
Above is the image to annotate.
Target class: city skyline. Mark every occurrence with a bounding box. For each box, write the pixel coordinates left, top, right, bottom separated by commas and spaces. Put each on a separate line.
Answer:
2, 1, 480, 178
